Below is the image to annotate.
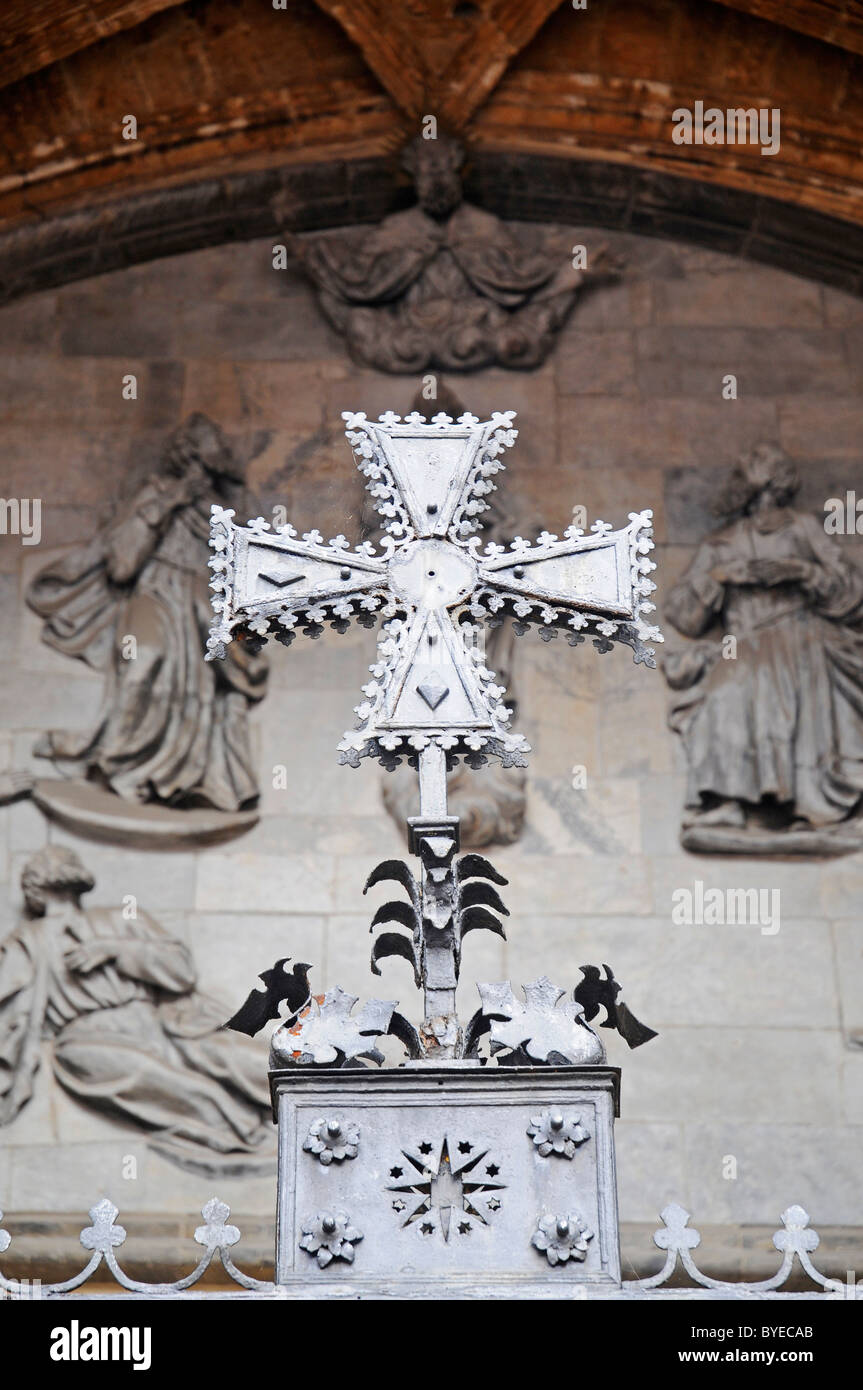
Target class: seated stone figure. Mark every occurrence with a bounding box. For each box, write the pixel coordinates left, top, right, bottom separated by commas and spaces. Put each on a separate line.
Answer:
0, 846, 273, 1171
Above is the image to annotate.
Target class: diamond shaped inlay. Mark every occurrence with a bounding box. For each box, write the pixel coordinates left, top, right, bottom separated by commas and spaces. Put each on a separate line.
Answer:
417, 676, 449, 711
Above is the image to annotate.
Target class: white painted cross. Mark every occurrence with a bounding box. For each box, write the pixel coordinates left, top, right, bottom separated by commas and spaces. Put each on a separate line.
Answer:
207, 408, 661, 780
208, 409, 661, 1046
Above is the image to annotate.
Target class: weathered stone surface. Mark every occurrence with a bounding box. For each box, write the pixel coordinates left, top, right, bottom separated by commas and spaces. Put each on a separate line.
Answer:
0, 290, 58, 351
189, 913, 326, 1003
43, 833, 198, 914
779, 399, 863, 456
555, 462, 667, 544
527, 776, 641, 858
504, 915, 836, 1030
0, 358, 184, 428
554, 330, 637, 397
650, 855, 823, 920
818, 858, 863, 918
7, 1141, 274, 1214
57, 290, 177, 358
597, 669, 671, 778
831, 920, 863, 1035
169, 288, 343, 363
638, 774, 689, 856
7, 796, 53, 855
651, 269, 823, 329
257, 689, 382, 817
682, 1121, 862, 1226
824, 287, 863, 325
626, 1028, 842, 1126
615, 1123, 686, 1223
558, 397, 780, 470
196, 851, 338, 916
840, 1056, 863, 1125
636, 327, 853, 398
0, 671, 102, 731
182, 360, 345, 433
494, 852, 651, 918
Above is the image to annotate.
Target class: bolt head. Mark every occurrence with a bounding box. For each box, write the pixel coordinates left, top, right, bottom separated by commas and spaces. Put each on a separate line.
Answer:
339, 567, 351, 580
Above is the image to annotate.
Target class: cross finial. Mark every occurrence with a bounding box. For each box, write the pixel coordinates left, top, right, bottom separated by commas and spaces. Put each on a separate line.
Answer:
207, 410, 661, 771
208, 411, 661, 1055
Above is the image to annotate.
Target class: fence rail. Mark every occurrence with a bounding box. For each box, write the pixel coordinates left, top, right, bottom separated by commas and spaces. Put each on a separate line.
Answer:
0, 1196, 858, 1299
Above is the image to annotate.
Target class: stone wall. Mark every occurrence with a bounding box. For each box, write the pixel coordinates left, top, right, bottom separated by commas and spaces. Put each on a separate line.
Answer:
0, 227, 861, 1272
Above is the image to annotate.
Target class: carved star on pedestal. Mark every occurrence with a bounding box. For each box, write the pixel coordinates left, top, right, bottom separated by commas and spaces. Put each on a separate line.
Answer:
387, 1136, 505, 1242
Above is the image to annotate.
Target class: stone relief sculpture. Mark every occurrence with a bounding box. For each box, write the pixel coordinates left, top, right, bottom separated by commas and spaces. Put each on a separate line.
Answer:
0, 846, 274, 1174
16, 414, 268, 845
663, 442, 863, 854
289, 133, 618, 372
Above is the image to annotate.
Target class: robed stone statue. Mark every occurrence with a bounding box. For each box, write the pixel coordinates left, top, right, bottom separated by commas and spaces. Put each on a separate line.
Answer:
0, 846, 273, 1172
22, 414, 268, 839
663, 442, 863, 854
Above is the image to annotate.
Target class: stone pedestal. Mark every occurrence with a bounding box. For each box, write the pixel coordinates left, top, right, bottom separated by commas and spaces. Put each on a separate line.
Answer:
270, 1065, 621, 1295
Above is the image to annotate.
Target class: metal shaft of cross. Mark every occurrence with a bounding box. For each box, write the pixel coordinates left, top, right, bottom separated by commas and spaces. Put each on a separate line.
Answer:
412, 744, 460, 1046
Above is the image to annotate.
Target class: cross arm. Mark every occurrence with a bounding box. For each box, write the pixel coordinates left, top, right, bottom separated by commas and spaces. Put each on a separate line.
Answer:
205, 507, 393, 659
467, 510, 662, 665
337, 605, 530, 771
342, 408, 517, 541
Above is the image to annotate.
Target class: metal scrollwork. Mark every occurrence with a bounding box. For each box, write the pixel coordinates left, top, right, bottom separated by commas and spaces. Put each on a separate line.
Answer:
0, 1195, 856, 1296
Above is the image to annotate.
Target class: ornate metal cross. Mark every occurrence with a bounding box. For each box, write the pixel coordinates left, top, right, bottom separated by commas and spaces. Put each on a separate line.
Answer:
207, 410, 660, 1056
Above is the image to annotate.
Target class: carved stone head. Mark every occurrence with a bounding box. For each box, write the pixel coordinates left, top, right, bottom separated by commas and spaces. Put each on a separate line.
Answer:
166, 412, 245, 485
21, 845, 94, 916
718, 440, 799, 517
401, 132, 464, 220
